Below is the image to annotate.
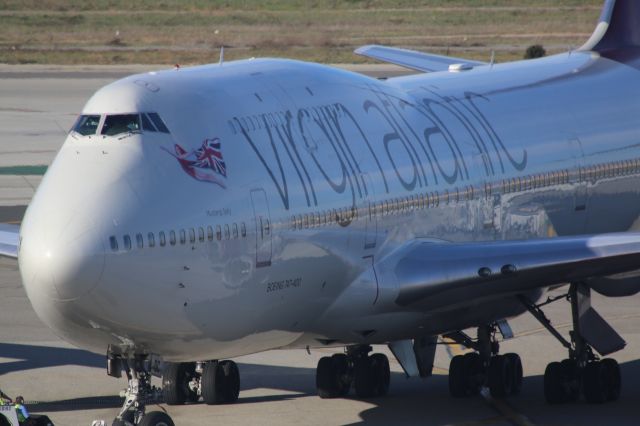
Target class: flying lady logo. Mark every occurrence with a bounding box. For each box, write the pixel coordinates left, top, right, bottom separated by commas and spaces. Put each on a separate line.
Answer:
164, 138, 227, 188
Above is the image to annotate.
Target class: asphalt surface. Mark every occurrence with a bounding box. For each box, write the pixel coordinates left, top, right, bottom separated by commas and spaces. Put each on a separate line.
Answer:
0, 64, 639, 426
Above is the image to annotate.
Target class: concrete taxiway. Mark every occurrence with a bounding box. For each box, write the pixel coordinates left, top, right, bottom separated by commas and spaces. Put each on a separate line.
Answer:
0, 65, 639, 425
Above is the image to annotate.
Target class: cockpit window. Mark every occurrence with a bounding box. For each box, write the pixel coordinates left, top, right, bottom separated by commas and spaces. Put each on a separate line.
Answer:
147, 112, 170, 133
72, 115, 101, 136
101, 114, 141, 136
141, 114, 157, 132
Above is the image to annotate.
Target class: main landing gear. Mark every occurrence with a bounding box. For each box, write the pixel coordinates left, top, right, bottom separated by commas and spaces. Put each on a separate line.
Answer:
444, 324, 523, 399
162, 360, 240, 405
111, 355, 174, 426
316, 345, 390, 398
520, 283, 625, 404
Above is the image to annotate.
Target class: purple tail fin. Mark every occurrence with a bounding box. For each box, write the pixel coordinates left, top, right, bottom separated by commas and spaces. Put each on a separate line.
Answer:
580, 0, 640, 52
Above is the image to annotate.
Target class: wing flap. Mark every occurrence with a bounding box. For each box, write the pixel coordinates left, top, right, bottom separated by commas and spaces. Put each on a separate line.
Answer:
354, 44, 486, 73
379, 233, 640, 309
0, 224, 19, 259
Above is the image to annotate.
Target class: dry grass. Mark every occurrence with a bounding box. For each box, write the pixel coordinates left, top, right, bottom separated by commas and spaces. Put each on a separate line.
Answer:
0, 1, 603, 65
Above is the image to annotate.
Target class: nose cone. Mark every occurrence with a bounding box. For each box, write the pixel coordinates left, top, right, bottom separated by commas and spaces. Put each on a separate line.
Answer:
19, 146, 107, 303
20, 211, 105, 302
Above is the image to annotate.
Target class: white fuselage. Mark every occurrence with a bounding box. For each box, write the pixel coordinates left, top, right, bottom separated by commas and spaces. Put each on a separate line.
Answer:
17, 52, 640, 361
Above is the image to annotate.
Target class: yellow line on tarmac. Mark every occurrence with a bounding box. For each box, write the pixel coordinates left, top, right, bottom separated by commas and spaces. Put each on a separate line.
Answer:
480, 388, 536, 426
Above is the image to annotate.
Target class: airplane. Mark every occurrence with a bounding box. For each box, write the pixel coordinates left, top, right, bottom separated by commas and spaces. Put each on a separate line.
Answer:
2, 0, 640, 424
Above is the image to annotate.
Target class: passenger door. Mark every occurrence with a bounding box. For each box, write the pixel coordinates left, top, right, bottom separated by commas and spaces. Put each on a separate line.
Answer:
250, 188, 272, 267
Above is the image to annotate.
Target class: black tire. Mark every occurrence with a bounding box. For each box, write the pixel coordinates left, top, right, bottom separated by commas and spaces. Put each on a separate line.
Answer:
316, 356, 338, 398
201, 361, 224, 405
354, 357, 375, 398
488, 355, 513, 398
162, 362, 197, 405
370, 353, 390, 397
504, 353, 523, 395
544, 361, 568, 404
601, 358, 621, 401
583, 361, 607, 404
463, 352, 484, 396
220, 360, 240, 403
559, 359, 580, 402
449, 355, 467, 397
138, 411, 175, 426
332, 353, 352, 396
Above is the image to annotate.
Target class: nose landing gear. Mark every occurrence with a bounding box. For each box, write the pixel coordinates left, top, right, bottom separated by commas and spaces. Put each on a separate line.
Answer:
111, 355, 174, 426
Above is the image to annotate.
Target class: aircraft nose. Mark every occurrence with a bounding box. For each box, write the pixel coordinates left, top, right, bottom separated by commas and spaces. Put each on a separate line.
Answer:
19, 208, 106, 302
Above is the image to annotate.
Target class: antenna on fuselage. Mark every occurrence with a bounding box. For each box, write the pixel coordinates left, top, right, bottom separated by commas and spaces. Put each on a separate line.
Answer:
490, 50, 495, 67
219, 46, 224, 66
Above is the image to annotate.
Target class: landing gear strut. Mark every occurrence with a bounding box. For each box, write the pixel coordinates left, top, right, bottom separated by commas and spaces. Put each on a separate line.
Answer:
520, 283, 624, 404
445, 324, 523, 399
316, 345, 390, 399
112, 355, 174, 426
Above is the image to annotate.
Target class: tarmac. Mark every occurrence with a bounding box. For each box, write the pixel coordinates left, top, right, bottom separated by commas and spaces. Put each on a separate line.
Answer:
0, 64, 639, 425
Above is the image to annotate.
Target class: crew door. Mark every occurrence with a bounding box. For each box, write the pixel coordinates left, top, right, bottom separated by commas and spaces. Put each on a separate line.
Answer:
250, 188, 272, 267
361, 173, 377, 250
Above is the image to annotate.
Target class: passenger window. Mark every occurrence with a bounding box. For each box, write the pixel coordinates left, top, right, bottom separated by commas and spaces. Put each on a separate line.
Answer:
141, 114, 156, 132
303, 214, 309, 228
147, 112, 170, 133
101, 114, 141, 136
291, 216, 297, 230
148, 232, 155, 248
224, 224, 230, 240
109, 236, 118, 252
207, 226, 214, 241
123, 235, 132, 251
169, 231, 176, 246
180, 230, 186, 245
189, 228, 196, 243
241, 223, 246, 237
216, 225, 222, 240
136, 233, 144, 249
159, 231, 166, 247
72, 115, 101, 136
233, 223, 239, 239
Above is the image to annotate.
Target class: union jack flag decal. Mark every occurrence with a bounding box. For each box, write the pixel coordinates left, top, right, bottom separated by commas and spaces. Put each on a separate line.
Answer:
163, 138, 227, 188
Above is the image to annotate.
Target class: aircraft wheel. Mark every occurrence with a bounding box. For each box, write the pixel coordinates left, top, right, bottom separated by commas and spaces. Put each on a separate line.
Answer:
504, 353, 523, 395
488, 355, 514, 397
601, 358, 621, 401
316, 354, 351, 398
219, 360, 240, 403
544, 362, 568, 404
138, 411, 175, 426
162, 362, 198, 405
449, 353, 483, 397
201, 361, 224, 404
370, 353, 390, 397
559, 359, 580, 402
583, 361, 608, 404
354, 356, 375, 398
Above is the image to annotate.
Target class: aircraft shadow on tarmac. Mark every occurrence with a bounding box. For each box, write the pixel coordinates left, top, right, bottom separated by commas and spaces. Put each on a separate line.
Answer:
0, 342, 104, 376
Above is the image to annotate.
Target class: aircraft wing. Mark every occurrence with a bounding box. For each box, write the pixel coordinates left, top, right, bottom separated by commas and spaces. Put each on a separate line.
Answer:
0, 224, 19, 259
376, 232, 640, 309
354, 44, 486, 73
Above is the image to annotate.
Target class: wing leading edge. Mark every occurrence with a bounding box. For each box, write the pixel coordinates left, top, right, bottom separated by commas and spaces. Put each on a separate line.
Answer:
0, 224, 19, 259
374, 232, 640, 310
354, 44, 486, 73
